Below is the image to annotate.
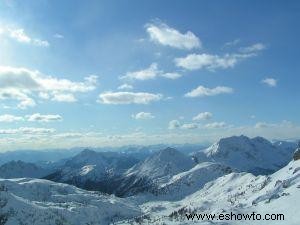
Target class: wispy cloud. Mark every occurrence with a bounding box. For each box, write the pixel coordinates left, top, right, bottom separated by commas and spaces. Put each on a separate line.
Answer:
0, 114, 23, 122
193, 112, 213, 121
205, 122, 226, 129
175, 43, 265, 71
53, 33, 64, 39
98, 91, 162, 104
168, 120, 181, 129
261, 77, 277, 87
1, 26, 49, 47
118, 83, 133, 90
160, 72, 182, 79
132, 112, 155, 120
185, 85, 233, 97
223, 39, 240, 49
168, 120, 198, 130
51, 93, 77, 102
181, 123, 198, 129
239, 43, 266, 53
146, 22, 201, 50
26, 113, 62, 122
0, 127, 55, 135
175, 53, 255, 71
120, 63, 181, 81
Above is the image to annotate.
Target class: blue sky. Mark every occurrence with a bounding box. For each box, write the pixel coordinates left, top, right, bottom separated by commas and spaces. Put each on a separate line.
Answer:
0, 0, 299, 151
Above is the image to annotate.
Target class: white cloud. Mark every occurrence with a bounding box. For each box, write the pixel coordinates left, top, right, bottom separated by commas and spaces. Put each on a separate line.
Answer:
254, 121, 293, 129
168, 120, 198, 130
26, 113, 62, 122
132, 112, 155, 120
185, 85, 233, 97
261, 77, 277, 87
53, 33, 64, 39
0, 114, 23, 122
146, 22, 201, 50
118, 83, 133, 90
1, 26, 50, 47
9, 28, 31, 43
33, 39, 50, 47
255, 122, 270, 128
181, 123, 198, 129
121, 63, 159, 80
20, 127, 55, 134
0, 66, 97, 108
160, 72, 182, 79
98, 91, 162, 104
0, 88, 36, 109
175, 53, 255, 71
193, 112, 213, 121
239, 43, 266, 53
0, 127, 55, 135
223, 39, 240, 48
205, 122, 226, 129
168, 120, 181, 129
120, 63, 181, 81
52, 93, 77, 102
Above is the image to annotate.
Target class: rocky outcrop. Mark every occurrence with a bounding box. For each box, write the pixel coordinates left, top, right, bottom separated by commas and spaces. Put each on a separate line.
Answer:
293, 145, 300, 161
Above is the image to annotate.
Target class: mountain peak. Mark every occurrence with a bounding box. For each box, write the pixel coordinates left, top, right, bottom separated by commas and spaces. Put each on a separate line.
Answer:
157, 147, 181, 158
126, 147, 195, 181
198, 135, 293, 175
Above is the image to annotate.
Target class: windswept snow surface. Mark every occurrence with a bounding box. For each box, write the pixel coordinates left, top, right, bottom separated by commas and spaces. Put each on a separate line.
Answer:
0, 178, 141, 225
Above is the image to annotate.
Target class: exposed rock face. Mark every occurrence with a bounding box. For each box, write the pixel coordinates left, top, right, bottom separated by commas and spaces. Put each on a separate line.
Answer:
293, 143, 300, 161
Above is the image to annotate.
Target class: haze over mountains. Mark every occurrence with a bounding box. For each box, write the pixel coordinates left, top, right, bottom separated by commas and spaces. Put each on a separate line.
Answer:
0, 135, 299, 224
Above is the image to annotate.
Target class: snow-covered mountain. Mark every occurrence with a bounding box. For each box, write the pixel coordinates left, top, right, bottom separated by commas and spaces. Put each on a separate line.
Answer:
0, 160, 50, 179
1, 137, 300, 225
0, 149, 82, 166
126, 147, 195, 182
195, 135, 294, 174
44, 149, 139, 192
0, 178, 141, 225
120, 156, 300, 225
111, 148, 196, 197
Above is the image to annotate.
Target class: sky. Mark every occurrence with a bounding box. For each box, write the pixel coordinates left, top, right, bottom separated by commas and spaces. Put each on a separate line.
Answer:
0, 0, 300, 151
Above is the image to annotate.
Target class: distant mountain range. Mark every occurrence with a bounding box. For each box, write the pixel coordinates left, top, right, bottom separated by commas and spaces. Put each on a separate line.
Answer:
0, 135, 299, 224
0, 161, 50, 179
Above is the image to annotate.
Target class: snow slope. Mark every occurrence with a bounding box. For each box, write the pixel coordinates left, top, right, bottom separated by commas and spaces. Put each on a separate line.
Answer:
119, 158, 300, 225
125, 147, 195, 183
110, 148, 196, 197
0, 178, 141, 225
0, 160, 50, 179
157, 162, 233, 199
195, 135, 293, 174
